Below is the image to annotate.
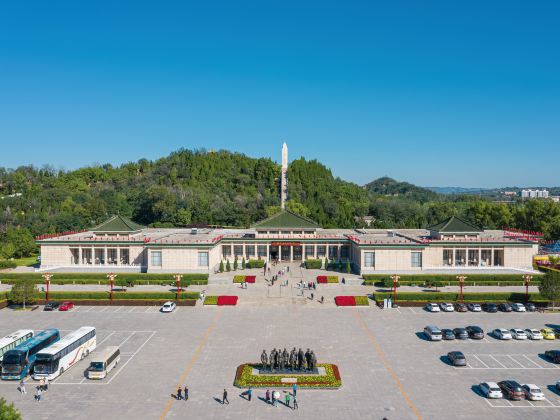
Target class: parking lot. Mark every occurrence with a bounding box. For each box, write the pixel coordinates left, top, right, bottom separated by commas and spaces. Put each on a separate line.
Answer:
0, 303, 559, 419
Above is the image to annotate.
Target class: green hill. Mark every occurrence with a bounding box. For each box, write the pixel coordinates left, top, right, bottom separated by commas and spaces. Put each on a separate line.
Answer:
364, 177, 439, 202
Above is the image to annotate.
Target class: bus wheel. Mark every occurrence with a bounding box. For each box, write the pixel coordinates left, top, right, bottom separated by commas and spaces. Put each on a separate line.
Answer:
60, 368, 64, 376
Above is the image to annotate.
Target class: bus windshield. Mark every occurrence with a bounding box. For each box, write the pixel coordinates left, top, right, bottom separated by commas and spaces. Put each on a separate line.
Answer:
1, 351, 24, 373
33, 354, 58, 375
89, 362, 105, 372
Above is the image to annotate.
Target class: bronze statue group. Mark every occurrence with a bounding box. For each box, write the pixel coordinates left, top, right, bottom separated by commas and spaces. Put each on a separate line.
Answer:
260, 347, 317, 372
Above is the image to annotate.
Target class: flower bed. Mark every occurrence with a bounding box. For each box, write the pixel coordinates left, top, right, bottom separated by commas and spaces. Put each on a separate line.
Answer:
233, 275, 245, 283
317, 276, 339, 284
334, 296, 370, 306
204, 296, 218, 305
217, 295, 238, 306
354, 296, 369, 306
233, 275, 256, 284
234, 363, 341, 389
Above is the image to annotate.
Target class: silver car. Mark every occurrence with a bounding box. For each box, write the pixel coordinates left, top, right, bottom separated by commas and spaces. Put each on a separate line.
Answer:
525, 329, 543, 340
510, 328, 527, 340
479, 382, 503, 399
492, 328, 512, 340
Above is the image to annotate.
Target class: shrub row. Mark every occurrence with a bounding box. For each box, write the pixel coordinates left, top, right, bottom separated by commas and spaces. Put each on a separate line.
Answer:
0, 273, 209, 281
0, 261, 17, 269
0, 277, 208, 286
304, 259, 323, 269
370, 291, 545, 303
248, 259, 265, 268
38, 291, 200, 300
362, 274, 541, 285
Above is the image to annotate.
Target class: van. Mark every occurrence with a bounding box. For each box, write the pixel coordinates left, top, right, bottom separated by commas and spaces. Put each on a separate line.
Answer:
424, 325, 442, 341
87, 346, 120, 379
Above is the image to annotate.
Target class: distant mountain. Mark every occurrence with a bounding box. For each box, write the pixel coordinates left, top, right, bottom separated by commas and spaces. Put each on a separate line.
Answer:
426, 186, 493, 195
364, 177, 439, 201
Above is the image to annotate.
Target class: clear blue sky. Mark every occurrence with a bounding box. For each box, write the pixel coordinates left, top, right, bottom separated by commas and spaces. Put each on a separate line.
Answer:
1, 1, 559, 187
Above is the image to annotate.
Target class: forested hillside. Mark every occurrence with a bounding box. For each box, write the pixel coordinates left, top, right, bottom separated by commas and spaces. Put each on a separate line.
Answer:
1, 148, 560, 259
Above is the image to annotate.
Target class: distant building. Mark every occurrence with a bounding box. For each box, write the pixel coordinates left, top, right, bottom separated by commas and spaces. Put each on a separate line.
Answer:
521, 189, 549, 199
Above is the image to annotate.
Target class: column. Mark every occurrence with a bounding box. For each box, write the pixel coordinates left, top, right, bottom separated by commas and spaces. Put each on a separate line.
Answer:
104, 247, 108, 265
230, 244, 233, 261
254, 244, 257, 261
337, 244, 342, 261
314, 244, 317, 259
117, 248, 121, 266
79, 248, 83, 265
91, 246, 95, 265
266, 244, 270, 261
290, 246, 293, 261
326, 244, 329, 260
491, 247, 494, 267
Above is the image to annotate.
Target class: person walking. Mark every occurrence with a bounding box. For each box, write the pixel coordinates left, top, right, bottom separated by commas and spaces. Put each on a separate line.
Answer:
44, 378, 49, 392
223, 389, 229, 404
40, 378, 45, 392
184, 385, 188, 401
293, 396, 298, 410
311, 292, 314, 301
177, 387, 182, 400
265, 389, 270, 404
19, 379, 26, 395
247, 386, 252, 401
35, 387, 41, 402
320, 296, 324, 304
292, 383, 297, 397
285, 392, 290, 408
273, 390, 280, 407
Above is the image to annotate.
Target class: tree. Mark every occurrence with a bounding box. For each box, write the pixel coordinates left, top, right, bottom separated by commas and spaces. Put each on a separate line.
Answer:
0, 243, 16, 259
8, 279, 37, 309
226, 260, 231, 272
346, 260, 351, 273
324, 258, 328, 270
219, 260, 224, 273
233, 257, 238, 270
241, 257, 246, 269
0, 397, 22, 420
548, 255, 560, 267
539, 270, 560, 310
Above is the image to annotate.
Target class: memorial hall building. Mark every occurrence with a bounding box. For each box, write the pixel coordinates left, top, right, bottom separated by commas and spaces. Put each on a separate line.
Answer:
37, 212, 538, 274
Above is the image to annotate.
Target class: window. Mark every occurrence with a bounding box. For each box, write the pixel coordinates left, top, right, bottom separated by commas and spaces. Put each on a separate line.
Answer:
245, 245, 255, 258
305, 245, 315, 258
257, 245, 267, 258
411, 252, 422, 268
234, 245, 243, 257
151, 251, 162, 267
222, 245, 231, 258
317, 246, 326, 258
364, 252, 375, 268
198, 252, 209, 267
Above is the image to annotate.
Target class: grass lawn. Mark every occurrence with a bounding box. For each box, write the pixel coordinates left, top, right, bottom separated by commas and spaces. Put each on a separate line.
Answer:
0, 255, 38, 267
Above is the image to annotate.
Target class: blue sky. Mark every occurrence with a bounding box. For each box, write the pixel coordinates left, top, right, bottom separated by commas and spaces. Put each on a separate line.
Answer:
0, 1, 559, 187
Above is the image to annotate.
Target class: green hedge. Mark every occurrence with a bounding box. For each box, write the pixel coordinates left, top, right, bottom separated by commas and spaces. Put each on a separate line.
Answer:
248, 259, 265, 268
38, 291, 200, 300
0, 273, 208, 286
233, 275, 245, 283
362, 273, 542, 286
0, 261, 17, 269
204, 296, 218, 305
305, 259, 323, 269
354, 296, 369, 306
370, 291, 545, 303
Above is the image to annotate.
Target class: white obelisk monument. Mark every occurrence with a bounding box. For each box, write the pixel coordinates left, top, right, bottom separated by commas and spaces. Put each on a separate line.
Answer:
281, 142, 288, 209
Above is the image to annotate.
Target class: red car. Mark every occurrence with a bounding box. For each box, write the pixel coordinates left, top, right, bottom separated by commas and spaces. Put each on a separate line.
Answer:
58, 301, 74, 311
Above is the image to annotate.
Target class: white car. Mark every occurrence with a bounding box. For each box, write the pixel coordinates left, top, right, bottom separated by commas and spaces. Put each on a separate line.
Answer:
525, 329, 543, 340
479, 382, 503, 399
510, 328, 527, 340
492, 328, 512, 340
439, 302, 454, 312
522, 384, 545, 401
467, 303, 481, 312
425, 303, 440, 312
161, 301, 177, 313
512, 303, 526, 312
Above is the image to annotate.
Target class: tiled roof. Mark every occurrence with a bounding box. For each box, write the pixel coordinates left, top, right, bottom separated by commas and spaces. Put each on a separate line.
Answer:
92, 215, 145, 233
251, 210, 320, 229
428, 216, 482, 234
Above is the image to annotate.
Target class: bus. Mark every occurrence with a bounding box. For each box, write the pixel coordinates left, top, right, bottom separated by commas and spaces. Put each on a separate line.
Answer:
33, 327, 96, 381
87, 346, 120, 379
1, 329, 60, 380
0, 330, 34, 362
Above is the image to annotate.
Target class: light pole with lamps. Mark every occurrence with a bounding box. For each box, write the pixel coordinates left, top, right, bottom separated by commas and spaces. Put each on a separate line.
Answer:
522, 274, 533, 304
107, 273, 117, 303
174, 274, 183, 303
41, 273, 53, 302
456, 275, 467, 304
390, 275, 400, 306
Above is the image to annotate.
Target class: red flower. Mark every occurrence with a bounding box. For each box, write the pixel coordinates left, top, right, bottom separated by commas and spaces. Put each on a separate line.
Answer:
335, 296, 356, 306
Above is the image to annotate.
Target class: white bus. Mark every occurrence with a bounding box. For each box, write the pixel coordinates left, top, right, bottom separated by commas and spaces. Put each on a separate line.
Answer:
87, 346, 120, 379
32, 327, 96, 380
0, 330, 34, 362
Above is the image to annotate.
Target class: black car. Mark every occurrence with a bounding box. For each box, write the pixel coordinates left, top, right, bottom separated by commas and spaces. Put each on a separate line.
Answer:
498, 303, 513, 312
447, 351, 467, 366
441, 329, 455, 340
545, 350, 560, 363
465, 325, 484, 339
43, 302, 60, 311
482, 303, 498, 313
526, 303, 537, 312
453, 327, 469, 340
498, 380, 524, 400
454, 303, 468, 312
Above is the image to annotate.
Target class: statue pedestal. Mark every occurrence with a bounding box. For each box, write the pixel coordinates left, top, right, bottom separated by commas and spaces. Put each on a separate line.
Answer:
256, 367, 320, 375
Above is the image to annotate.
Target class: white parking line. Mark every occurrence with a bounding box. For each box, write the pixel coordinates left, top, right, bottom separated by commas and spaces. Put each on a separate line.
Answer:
488, 355, 507, 368
128, 307, 136, 313
96, 331, 116, 348
522, 354, 544, 368
106, 331, 156, 384
99, 307, 109, 312
86, 306, 95, 312
507, 355, 525, 368
113, 306, 124, 313
117, 332, 136, 347
473, 355, 490, 368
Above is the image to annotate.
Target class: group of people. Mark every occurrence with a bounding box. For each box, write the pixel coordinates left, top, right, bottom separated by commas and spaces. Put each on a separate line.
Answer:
264, 385, 298, 409
176, 384, 189, 401
18, 378, 49, 402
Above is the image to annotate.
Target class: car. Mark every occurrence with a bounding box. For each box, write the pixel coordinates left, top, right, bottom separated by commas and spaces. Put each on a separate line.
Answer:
425, 303, 440, 312
454, 303, 468, 312
58, 301, 74, 311
453, 327, 469, 340
553, 327, 560, 339
511, 303, 526, 312
499, 303, 513, 312
482, 303, 498, 313
467, 303, 481, 312
510, 328, 527, 340
447, 351, 467, 367
498, 380, 525, 401
526, 303, 537, 312
479, 382, 503, 399
161, 301, 177, 313
439, 303, 454, 312
466, 326, 484, 339
544, 350, 560, 363
556, 379, 560, 392
522, 384, 545, 401
43, 301, 60, 311
492, 328, 512, 340
541, 328, 556, 340
524, 329, 543, 340
441, 329, 456, 340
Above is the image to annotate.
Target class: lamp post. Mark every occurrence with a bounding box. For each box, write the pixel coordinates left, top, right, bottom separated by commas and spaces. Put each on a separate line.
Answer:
522, 274, 533, 304
107, 273, 117, 304
390, 275, 400, 306
41, 273, 53, 302
456, 275, 467, 304
174, 274, 183, 303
